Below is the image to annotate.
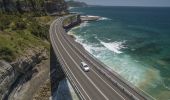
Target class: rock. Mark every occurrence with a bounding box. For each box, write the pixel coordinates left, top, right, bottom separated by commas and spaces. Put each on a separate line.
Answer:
0, 48, 48, 100
0, 60, 18, 100
44, 0, 68, 15
67, 1, 88, 7
39, 49, 48, 60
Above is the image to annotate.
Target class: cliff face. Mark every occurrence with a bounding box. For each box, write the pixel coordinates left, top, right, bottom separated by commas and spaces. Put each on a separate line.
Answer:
67, 1, 88, 7
0, 49, 48, 100
0, 61, 16, 99
45, 0, 68, 15
0, 0, 68, 14
0, 0, 15, 12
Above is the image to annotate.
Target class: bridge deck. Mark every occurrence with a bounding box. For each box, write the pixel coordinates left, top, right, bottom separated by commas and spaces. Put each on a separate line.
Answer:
50, 16, 153, 100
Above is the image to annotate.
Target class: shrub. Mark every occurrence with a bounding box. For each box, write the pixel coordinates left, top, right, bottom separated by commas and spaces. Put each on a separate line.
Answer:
0, 46, 15, 62
11, 20, 27, 30
0, 15, 11, 30
28, 22, 49, 40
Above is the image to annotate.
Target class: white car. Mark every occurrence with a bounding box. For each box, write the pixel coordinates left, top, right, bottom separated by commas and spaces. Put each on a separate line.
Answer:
80, 62, 90, 72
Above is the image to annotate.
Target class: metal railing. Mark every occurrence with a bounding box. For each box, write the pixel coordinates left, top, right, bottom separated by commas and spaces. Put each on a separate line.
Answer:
50, 20, 85, 100
61, 15, 156, 100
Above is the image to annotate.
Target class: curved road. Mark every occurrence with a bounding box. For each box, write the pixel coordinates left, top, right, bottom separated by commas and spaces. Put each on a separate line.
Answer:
50, 16, 150, 100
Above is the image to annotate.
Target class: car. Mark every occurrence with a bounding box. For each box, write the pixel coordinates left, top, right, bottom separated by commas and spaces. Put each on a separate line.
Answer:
80, 62, 90, 72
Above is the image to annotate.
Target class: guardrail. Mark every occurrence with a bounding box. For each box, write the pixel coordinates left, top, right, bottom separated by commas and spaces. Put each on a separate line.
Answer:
55, 49, 85, 100
50, 20, 85, 100
63, 31, 140, 100
61, 15, 155, 100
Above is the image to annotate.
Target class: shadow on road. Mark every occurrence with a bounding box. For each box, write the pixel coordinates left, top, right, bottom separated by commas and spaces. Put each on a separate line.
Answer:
50, 45, 73, 100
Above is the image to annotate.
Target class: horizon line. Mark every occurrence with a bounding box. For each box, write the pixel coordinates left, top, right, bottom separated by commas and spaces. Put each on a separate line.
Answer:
87, 4, 170, 8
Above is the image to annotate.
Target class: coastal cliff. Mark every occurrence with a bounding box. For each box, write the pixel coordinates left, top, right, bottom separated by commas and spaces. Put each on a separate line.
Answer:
45, 0, 68, 15
0, 0, 68, 14
0, 48, 48, 100
67, 1, 88, 7
0, 0, 76, 99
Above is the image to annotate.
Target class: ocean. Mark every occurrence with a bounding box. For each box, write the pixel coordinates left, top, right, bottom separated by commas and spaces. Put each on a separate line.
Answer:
69, 6, 170, 100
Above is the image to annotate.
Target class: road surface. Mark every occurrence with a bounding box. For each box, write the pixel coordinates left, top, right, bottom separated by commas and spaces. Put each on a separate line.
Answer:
50, 16, 151, 100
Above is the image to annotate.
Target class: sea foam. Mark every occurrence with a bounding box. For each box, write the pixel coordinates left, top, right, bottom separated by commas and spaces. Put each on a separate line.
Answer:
100, 41, 126, 54
69, 31, 162, 88
73, 35, 161, 87
98, 17, 111, 21
85, 15, 111, 21
73, 21, 90, 30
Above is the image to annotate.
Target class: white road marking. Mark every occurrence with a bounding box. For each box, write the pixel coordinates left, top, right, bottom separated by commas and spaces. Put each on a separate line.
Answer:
50, 21, 91, 100
51, 16, 156, 100
57, 24, 126, 100
53, 19, 109, 100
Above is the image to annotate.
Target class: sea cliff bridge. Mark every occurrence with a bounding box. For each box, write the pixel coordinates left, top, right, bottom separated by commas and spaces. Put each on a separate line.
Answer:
49, 15, 155, 100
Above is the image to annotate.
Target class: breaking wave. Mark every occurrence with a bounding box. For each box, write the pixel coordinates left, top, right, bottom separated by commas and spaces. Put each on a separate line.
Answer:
85, 15, 111, 21
67, 30, 162, 89
69, 7, 76, 10
72, 21, 90, 30
100, 41, 126, 54
99, 17, 111, 21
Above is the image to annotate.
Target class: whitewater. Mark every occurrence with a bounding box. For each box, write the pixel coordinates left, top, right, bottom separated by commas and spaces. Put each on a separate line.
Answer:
69, 6, 170, 100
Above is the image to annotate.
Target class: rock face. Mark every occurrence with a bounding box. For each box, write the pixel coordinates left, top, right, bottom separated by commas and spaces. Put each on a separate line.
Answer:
0, 49, 48, 100
44, 0, 68, 15
0, 0, 68, 14
0, 61, 16, 100
66, 1, 88, 7
0, 0, 15, 12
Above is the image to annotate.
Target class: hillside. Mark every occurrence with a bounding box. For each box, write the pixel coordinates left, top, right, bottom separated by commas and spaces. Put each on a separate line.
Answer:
67, 0, 88, 7
0, 0, 68, 14
0, 13, 51, 62
0, 0, 68, 62
0, 0, 69, 99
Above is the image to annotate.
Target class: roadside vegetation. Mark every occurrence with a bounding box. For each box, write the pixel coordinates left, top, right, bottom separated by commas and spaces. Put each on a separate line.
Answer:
63, 15, 77, 26
0, 12, 54, 62
0, 0, 68, 62
67, 0, 88, 7
0, 0, 68, 99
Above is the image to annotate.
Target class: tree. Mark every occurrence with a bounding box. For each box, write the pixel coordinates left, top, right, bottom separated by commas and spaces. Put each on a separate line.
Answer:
16, 0, 23, 13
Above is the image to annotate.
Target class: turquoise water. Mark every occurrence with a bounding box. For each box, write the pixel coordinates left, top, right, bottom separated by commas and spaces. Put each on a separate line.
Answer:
69, 6, 170, 99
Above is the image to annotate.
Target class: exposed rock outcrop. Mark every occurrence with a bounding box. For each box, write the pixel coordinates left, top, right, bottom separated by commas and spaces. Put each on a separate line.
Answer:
67, 1, 88, 7
0, 0, 68, 14
0, 61, 16, 100
44, 0, 68, 15
0, 48, 48, 100
0, 0, 15, 12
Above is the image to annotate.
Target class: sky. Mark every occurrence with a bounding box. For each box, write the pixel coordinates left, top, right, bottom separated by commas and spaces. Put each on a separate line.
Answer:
74, 0, 170, 7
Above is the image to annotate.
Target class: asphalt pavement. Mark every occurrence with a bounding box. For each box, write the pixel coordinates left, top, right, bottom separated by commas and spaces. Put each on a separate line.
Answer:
49, 16, 151, 100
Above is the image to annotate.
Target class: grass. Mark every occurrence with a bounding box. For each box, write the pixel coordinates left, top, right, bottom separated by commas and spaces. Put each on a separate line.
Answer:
0, 30, 49, 62
0, 12, 53, 62
63, 15, 77, 26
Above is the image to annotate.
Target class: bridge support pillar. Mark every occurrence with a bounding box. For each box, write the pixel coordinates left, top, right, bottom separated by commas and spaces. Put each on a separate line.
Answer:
50, 45, 65, 96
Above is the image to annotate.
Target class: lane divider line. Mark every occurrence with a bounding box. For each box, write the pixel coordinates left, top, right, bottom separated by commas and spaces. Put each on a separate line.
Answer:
54, 18, 109, 100
50, 21, 91, 100
57, 24, 126, 100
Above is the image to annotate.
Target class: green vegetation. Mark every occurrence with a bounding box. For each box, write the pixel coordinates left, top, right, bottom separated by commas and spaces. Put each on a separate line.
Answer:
0, 0, 46, 13
67, 0, 88, 7
0, 0, 68, 62
63, 15, 77, 26
0, 12, 53, 62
